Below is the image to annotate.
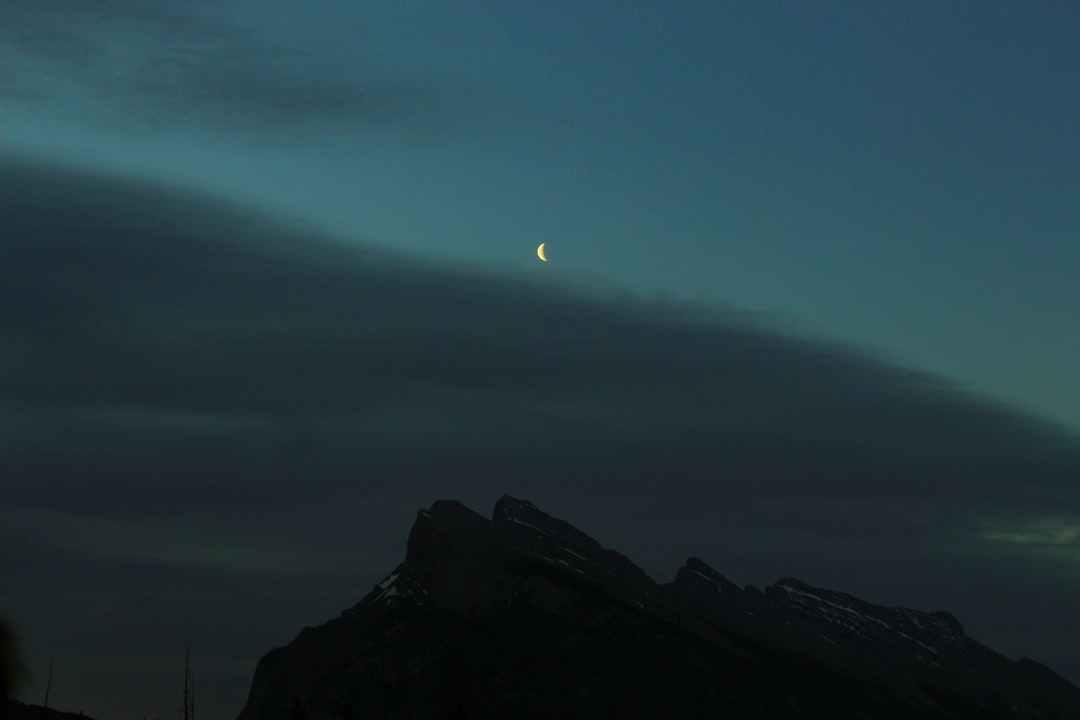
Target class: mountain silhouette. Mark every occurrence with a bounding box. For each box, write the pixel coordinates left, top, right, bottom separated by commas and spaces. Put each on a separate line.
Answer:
238, 496, 1080, 719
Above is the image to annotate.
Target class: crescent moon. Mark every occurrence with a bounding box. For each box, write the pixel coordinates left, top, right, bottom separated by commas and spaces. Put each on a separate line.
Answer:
537, 243, 547, 262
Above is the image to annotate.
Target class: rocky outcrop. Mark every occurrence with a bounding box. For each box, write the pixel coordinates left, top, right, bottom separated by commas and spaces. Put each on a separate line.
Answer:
237, 496, 1080, 720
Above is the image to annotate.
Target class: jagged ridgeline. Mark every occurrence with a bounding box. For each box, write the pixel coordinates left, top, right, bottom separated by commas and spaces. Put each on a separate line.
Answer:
238, 496, 1080, 720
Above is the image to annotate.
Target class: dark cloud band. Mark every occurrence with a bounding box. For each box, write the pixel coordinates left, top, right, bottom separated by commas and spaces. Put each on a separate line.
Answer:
2, 154, 1079, 716
1, 152, 1077, 520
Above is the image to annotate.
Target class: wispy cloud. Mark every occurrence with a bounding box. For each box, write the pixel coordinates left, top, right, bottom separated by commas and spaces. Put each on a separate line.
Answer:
0, 0, 482, 140
981, 517, 1080, 546
979, 515, 1080, 571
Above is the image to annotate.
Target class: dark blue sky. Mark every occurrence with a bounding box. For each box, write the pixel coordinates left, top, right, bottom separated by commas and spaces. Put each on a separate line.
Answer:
2, 3, 1078, 720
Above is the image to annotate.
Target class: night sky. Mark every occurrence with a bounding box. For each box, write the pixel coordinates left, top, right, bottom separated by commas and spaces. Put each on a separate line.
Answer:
2, 3, 1078, 720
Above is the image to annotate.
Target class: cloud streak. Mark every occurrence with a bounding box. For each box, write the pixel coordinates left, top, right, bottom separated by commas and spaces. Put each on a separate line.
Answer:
0, 0, 480, 140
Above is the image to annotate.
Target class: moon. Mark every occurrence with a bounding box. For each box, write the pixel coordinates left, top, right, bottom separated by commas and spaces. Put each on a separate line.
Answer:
537, 243, 547, 262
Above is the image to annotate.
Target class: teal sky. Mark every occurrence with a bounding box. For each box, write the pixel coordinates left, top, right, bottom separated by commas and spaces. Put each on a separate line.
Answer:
3, 4, 1080, 720
3, 1, 1077, 434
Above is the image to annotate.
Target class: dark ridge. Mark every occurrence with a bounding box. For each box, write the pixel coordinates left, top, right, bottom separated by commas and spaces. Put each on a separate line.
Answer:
6, 702, 104, 720
237, 496, 1080, 720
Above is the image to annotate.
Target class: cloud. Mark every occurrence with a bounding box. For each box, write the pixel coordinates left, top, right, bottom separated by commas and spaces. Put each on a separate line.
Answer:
2, 153, 1079, 716
978, 515, 1080, 572
980, 517, 1080, 547
0, 0, 482, 140
2, 153, 1077, 520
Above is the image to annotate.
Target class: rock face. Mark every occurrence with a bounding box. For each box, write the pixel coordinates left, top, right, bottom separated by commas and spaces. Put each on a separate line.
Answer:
237, 497, 1080, 720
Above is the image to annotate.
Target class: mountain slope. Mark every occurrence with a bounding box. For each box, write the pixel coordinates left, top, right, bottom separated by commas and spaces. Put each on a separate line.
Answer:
237, 496, 1080, 720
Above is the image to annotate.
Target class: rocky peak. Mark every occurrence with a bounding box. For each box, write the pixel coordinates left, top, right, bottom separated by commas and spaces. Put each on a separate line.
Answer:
766, 577, 967, 645
671, 556, 742, 596
490, 495, 657, 610
238, 497, 1080, 720
491, 496, 597, 547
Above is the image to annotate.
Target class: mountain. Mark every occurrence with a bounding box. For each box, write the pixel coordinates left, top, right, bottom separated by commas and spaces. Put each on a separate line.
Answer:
237, 496, 1080, 719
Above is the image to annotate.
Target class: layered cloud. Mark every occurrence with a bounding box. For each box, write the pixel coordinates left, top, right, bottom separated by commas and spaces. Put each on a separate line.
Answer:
3, 153, 1077, 518
2, 153, 1078, 715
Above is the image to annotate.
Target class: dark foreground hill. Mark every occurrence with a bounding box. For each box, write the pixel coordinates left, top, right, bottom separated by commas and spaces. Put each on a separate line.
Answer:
238, 496, 1080, 719
6, 702, 103, 720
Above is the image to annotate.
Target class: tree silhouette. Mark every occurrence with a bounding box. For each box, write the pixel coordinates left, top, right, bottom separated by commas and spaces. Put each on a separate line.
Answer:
40, 657, 53, 720
180, 645, 194, 720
